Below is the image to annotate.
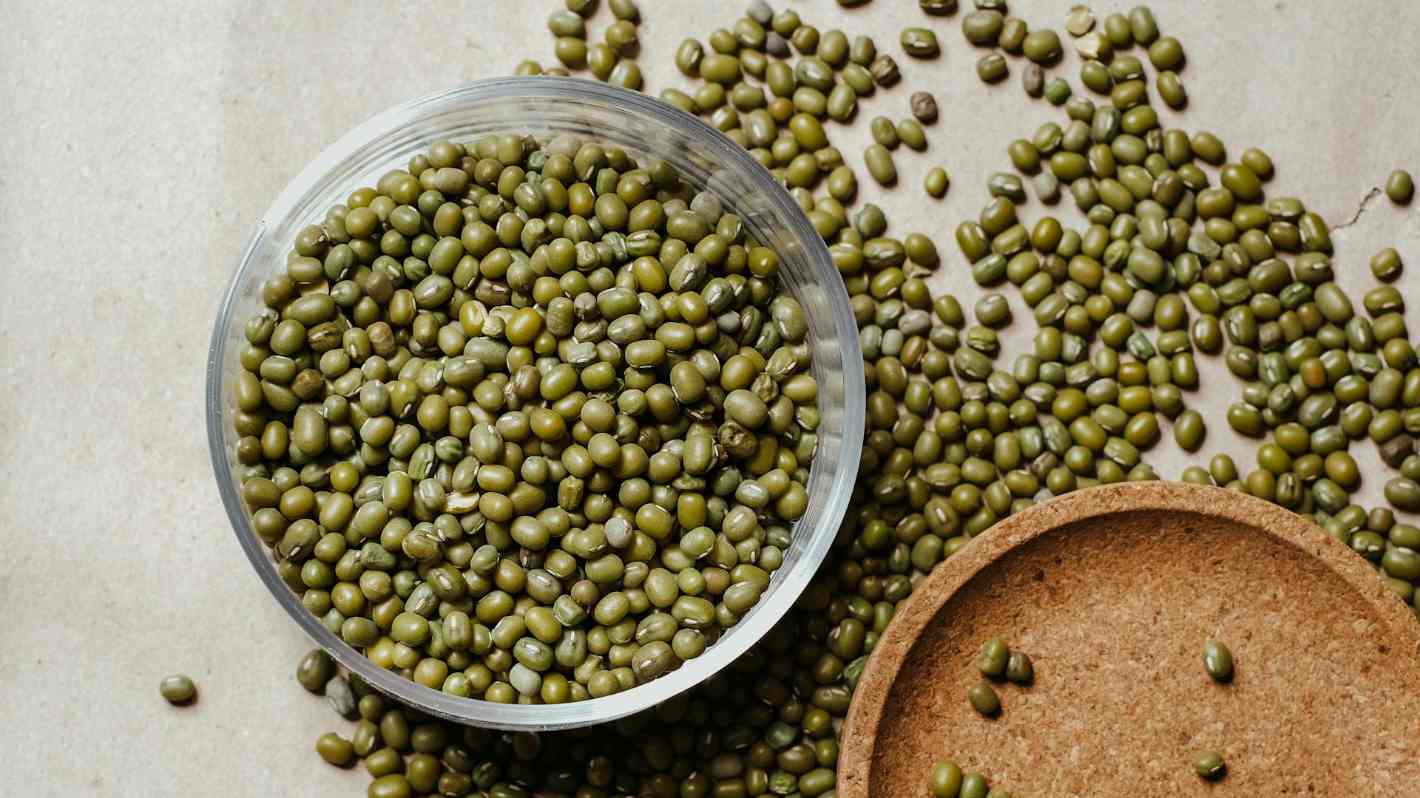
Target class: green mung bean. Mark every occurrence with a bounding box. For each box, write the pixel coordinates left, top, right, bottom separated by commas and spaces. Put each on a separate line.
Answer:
925, 167, 951, 198
1005, 651, 1033, 684
1194, 751, 1227, 781
962, 10, 1005, 46
870, 116, 899, 149
865, 144, 898, 185
160, 674, 197, 705
1370, 248, 1403, 282
1203, 639, 1234, 682
608, 0, 639, 22
967, 681, 1002, 717
976, 52, 1009, 83
871, 54, 901, 86
1066, 6, 1095, 36
1022, 29, 1062, 63
1387, 169, 1415, 204
901, 27, 941, 58
911, 91, 939, 123
976, 637, 1010, 678
929, 760, 964, 798
1044, 78, 1072, 105
316, 732, 356, 767
297, 649, 335, 694
897, 119, 928, 151
1022, 63, 1044, 98
1156, 70, 1187, 109
1076, 29, 1112, 61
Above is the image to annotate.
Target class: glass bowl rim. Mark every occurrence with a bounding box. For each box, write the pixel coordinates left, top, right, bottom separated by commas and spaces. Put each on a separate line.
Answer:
205, 76, 865, 730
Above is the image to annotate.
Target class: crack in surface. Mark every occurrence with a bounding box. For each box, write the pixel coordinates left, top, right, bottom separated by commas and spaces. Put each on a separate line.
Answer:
1333, 186, 1382, 233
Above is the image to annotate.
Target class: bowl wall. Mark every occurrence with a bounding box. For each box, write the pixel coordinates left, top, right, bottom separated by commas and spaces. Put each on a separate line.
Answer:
206, 77, 865, 729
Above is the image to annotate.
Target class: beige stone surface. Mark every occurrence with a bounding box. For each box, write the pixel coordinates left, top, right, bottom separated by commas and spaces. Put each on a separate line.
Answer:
0, 1, 1416, 794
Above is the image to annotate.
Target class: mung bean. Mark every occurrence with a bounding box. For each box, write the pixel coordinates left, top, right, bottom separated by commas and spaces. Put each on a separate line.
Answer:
160, 674, 197, 705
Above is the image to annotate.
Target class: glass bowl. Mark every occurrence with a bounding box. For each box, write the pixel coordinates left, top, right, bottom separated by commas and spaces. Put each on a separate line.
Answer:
205, 77, 864, 730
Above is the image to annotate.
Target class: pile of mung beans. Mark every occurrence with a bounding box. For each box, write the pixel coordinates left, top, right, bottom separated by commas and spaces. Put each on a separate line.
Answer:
235, 131, 824, 705
225, 0, 1420, 795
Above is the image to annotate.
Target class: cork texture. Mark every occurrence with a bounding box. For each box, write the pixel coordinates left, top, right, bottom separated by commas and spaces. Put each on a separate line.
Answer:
839, 483, 1420, 797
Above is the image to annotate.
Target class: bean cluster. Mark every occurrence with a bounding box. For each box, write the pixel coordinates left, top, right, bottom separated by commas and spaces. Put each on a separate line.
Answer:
263, 1, 1420, 796
236, 129, 823, 707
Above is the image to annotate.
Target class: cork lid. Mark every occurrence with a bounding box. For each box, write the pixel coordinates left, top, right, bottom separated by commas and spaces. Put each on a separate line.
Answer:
839, 482, 1420, 797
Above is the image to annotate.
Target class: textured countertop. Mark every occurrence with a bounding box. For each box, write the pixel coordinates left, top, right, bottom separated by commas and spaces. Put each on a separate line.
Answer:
2, 1, 1416, 794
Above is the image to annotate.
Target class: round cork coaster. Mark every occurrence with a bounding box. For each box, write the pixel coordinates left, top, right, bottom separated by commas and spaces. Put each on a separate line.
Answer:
839, 482, 1420, 797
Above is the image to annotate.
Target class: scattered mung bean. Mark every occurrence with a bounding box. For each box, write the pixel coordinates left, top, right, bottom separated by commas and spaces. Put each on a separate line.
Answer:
967, 681, 1002, 717
1202, 639, 1234, 682
1387, 169, 1415, 204
911, 91, 939, 123
976, 52, 1009, 83
925, 167, 951, 198
274, 6, 1420, 794
160, 674, 197, 705
1194, 751, 1227, 781
901, 27, 941, 58
1065, 5, 1095, 36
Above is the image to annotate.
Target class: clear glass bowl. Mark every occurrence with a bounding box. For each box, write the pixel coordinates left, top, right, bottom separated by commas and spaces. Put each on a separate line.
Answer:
205, 77, 865, 730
